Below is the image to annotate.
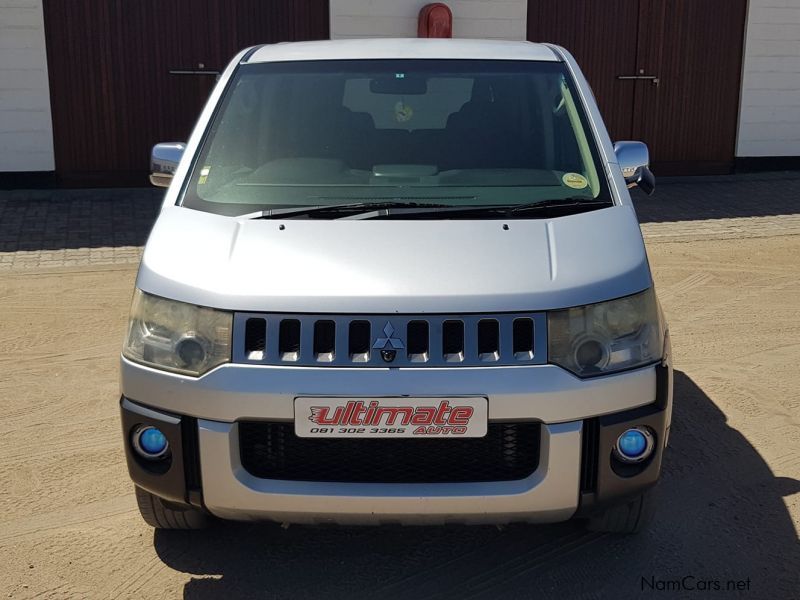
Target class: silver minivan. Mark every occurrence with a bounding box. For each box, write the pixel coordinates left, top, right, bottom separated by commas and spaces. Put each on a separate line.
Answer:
120, 38, 671, 534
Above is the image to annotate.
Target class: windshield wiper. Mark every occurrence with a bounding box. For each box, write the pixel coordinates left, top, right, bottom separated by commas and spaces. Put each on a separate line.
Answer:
242, 201, 453, 220
350, 197, 613, 220
240, 197, 612, 220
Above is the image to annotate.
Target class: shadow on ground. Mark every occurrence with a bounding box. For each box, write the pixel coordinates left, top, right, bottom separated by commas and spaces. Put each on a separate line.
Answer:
153, 371, 799, 599
1, 173, 800, 253
0, 188, 162, 253
632, 171, 800, 223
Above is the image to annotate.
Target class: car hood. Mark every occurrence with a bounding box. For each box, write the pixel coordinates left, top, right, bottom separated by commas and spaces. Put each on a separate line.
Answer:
137, 205, 652, 313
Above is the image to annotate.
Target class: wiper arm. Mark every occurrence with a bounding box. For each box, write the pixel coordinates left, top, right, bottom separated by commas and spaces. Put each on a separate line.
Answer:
243, 201, 453, 220
506, 197, 612, 214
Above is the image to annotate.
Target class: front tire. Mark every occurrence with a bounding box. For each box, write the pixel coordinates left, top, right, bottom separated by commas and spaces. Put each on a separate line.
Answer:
586, 488, 656, 534
134, 486, 208, 530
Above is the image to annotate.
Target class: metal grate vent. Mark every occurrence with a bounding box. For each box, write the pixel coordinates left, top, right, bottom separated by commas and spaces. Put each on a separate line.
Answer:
313, 320, 336, 362
442, 320, 464, 362
234, 313, 546, 368
513, 318, 534, 360
278, 319, 301, 362
477, 319, 500, 362
244, 318, 266, 360
580, 418, 600, 493
348, 320, 371, 362
238, 421, 541, 483
407, 320, 429, 363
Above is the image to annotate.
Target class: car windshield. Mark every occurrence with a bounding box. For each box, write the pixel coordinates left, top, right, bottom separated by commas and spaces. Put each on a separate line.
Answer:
181, 59, 612, 216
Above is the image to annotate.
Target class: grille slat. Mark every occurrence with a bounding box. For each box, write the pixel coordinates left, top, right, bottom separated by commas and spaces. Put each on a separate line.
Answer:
239, 422, 541, 483
234, 313, 546, 367
299, 320, 316, 363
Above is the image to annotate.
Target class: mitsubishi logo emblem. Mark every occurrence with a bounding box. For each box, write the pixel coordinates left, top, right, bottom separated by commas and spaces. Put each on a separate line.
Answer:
373, 321, 404, 362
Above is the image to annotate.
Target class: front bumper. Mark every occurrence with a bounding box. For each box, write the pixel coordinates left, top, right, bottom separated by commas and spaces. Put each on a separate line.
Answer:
120, 356, 657, 424
121, 360, 672, 525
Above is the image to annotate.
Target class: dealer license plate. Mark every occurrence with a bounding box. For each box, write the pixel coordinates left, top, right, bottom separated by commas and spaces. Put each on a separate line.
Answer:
294, 397, 488, 438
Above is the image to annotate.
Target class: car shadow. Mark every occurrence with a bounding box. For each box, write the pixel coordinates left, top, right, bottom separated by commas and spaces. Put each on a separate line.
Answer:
153, 370, 799, 599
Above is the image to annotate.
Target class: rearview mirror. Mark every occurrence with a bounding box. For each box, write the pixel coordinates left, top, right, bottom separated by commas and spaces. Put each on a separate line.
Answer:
150, 142, 186, 188
614, 141, 655, 195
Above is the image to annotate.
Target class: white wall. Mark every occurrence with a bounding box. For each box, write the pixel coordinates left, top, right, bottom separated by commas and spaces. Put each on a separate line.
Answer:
737, 0, 800, 157
0, 0, 54, 172
330, 0, 527, 41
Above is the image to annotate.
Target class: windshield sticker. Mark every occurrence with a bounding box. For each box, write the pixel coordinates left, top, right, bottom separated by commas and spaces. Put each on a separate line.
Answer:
562, 172, 589, 190
394, 101, 413, 123
198, 166, 211, 185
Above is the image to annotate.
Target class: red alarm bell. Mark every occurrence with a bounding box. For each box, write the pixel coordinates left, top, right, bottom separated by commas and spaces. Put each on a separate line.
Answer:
418, 3, 453, 38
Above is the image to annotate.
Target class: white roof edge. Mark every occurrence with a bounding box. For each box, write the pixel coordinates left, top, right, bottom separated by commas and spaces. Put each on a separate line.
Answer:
246, 38, 560, 64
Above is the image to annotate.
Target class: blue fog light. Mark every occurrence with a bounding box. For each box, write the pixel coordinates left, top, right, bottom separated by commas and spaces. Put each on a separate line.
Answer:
133, 426, 169, 459
619, 430, 646, 457
614, 427, 654, 464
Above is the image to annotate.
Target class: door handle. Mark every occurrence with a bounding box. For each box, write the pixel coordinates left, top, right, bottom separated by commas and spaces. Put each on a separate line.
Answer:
617, 75, 660, 86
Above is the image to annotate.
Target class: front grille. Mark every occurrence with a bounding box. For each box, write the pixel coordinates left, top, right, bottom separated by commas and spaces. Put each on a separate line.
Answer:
233, 312, 547, 367
238, 422, 541, 483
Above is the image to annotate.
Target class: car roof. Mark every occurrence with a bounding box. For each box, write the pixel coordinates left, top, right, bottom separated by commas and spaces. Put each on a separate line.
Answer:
246, 38, 560, 64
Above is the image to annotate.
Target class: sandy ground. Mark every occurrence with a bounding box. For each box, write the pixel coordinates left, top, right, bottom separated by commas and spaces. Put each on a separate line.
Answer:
1, 234, 798, 599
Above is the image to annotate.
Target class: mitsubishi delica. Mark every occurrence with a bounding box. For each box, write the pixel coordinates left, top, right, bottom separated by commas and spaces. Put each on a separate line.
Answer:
120, 39, 672, 534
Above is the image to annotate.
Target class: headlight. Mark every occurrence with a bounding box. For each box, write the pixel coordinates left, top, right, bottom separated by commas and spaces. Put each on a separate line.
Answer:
122, 289, 232, 376
548, 288, 663, 377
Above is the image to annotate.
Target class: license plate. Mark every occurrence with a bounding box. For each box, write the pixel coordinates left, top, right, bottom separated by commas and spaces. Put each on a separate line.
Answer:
294, 397, 488, 438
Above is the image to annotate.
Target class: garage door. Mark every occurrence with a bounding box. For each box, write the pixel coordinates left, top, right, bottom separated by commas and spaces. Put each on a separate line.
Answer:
528, 0, 748, 175
43, 1, 329, 185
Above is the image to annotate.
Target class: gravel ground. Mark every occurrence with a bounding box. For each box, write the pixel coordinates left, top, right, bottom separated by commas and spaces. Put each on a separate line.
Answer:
0, 228, 798, 598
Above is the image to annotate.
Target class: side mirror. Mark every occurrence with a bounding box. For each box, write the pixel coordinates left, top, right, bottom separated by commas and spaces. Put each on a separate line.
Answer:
614, 141, 655, 195
150, 142, 186, 187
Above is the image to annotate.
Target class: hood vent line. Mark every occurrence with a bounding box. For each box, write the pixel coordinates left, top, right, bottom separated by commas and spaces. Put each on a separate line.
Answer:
546, 220, 558, 281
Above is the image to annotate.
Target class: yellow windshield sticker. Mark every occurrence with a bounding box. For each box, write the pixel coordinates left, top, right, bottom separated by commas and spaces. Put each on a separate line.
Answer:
562, 172, 589, 189
394, 101, 413, 123
198, 166, 210, 185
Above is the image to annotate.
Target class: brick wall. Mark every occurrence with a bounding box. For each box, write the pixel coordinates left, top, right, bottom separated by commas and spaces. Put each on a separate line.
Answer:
737, 0, 800, 157
0, 0, 54, 172
330, 0, 526, 41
